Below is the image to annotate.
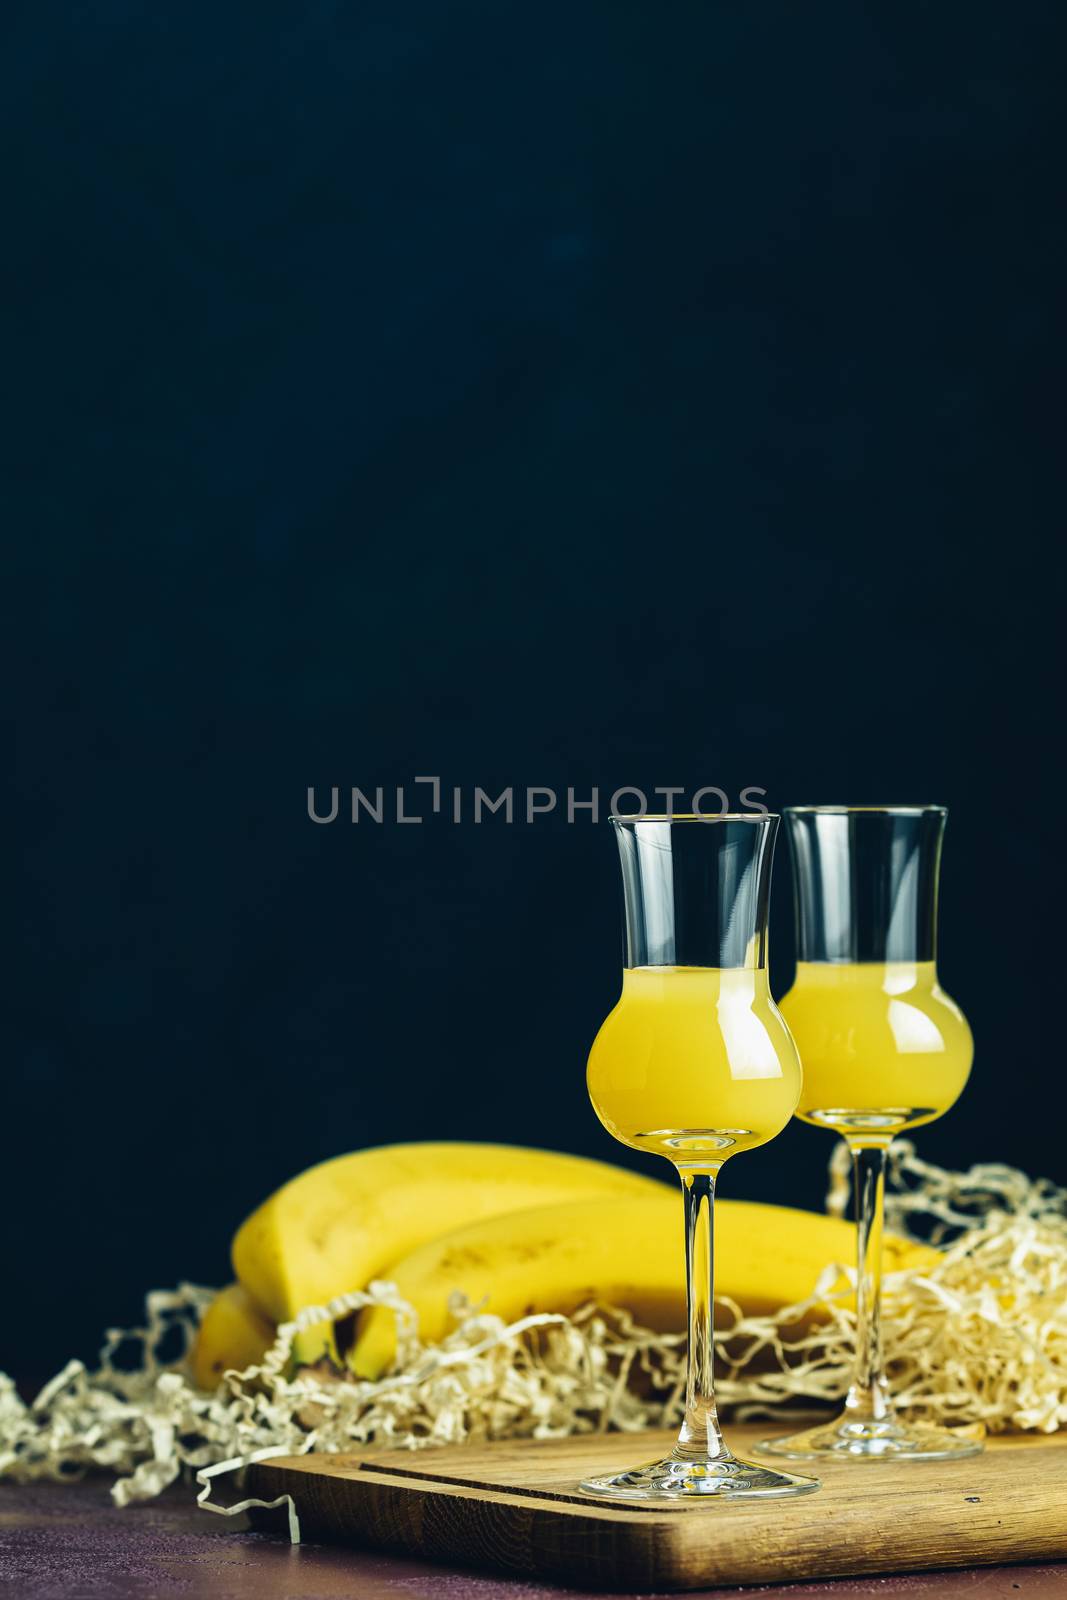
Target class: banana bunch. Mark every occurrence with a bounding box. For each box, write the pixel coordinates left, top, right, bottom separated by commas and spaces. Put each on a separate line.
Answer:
191, 1141, 936, 1389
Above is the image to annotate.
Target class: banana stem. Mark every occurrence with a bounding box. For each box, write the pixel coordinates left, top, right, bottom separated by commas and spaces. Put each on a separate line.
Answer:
676, 1166, 727, 1460
844, 1141, 891, 1423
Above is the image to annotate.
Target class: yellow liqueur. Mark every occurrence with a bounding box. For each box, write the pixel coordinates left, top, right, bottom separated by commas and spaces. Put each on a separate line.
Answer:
783, 960, 972, 1139
588, 965, 801, 1160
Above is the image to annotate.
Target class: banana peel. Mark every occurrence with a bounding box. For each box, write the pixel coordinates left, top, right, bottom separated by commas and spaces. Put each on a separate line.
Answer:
204, 1141, 939, 1383
196, 1194, 938, 1384
351, 1194, 938, 1378
189, 1283, 275, 1390
231, 1142, 668, 1365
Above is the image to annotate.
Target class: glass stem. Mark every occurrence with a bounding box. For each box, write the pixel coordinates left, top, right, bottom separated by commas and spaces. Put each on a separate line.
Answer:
676, 1166, 727, 1460
844, 1141, 891, 1423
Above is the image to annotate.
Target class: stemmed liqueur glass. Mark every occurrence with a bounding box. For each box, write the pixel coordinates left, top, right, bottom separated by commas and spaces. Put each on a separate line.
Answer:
759, 805, 981, 1462
582, 814, 819, 1501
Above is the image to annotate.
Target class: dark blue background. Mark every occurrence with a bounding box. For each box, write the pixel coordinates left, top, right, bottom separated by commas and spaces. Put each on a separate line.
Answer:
8, 2, 1064, 1374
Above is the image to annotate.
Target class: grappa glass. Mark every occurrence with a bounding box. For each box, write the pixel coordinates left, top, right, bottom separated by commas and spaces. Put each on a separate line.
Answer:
581, 814, 819, 1501
759, 805, 981, 1462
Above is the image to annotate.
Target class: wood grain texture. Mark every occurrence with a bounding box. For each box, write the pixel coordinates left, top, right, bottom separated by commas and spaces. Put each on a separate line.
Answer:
246, 1425, 1067, 1592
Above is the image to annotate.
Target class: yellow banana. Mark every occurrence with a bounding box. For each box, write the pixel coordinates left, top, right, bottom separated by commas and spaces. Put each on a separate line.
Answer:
232, 1142, 668, 1363
190, 1283, 275, 1390
353, 1194, 939, 1378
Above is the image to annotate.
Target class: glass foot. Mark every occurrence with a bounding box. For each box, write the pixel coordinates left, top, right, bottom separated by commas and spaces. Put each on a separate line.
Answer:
758, 1415, 984, 1462
581, 1447, 819, 1502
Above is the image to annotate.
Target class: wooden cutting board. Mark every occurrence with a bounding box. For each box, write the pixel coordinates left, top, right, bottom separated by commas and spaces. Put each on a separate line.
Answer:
246, 1424, 1067, 1591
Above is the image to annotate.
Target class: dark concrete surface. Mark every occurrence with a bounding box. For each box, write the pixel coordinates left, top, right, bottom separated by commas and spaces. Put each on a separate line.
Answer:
1, 1479, 1064, 1600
